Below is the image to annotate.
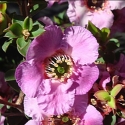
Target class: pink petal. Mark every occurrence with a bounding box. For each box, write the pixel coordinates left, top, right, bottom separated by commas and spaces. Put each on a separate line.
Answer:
25, 120, 41, 125
72, 94, 88, 116
24, 96, 46, 121
37, 85, 75, 115
91, 9, 114, 29
38, 16, 53, 26
83, 105, 103, 125
0, 116, 5, 125
69, 64, 99, 95
26, 25, 63, 61
109, 1, 125, 10
15, 60, 43, 97
63, 26, 99, 65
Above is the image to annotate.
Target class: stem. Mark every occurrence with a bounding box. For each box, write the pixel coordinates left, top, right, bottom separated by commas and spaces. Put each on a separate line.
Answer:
0, 97, 23, 112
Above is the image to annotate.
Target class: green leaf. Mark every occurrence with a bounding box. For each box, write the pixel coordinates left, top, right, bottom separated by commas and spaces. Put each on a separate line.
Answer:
16, 37, 31, 56
30, 22, 45, 38
109, 38, 120, 47
101, 28, 110, 37
111, 115, 116, 125
4, 31, 17, 38
96, 57, 105, 64
2, 39, 13, 52
23, 16, 33, 31
87, 21, 101, 36
107, 96, 116, 109
12, 15, 24, 26
94, 90, 110, 101
5, 69, 15, 81
8, 23, 23, 37
110, 84, 123, 97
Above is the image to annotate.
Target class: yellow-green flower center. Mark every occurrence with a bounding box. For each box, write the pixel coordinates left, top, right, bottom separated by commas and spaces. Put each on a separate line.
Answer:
45, 53, 73, 82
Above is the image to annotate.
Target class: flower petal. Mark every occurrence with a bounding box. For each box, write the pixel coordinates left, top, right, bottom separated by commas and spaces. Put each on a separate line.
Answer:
37, 85, 75, 115
63, 26, 99, 65
83, 105, 103, 125
25, 120, 41, 125
15, 60, 43, 97
24, 96, 45, 121
68, 63, 99, 95
72, 94, 88, 116
109, 1, 125, 10
26, 25, 63, 61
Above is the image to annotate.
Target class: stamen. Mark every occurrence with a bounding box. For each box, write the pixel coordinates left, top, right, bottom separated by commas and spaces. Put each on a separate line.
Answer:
44, 53, 74, 82
85, 0, 106, 11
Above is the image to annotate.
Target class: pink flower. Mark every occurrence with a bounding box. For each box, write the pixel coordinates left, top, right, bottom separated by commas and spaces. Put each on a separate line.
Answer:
67, 0, 125, 29
15, 25, 99, 115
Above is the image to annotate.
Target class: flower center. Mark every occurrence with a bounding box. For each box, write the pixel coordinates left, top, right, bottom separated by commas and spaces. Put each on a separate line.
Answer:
45, 53, 73, 82
85, 0, 106, 10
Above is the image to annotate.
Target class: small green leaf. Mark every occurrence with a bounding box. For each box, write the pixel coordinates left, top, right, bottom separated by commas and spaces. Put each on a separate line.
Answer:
5, 69, 15, 81
87, 21, 101, 36
2, 39, 13, 52
4, 31, 17, 38
109, 38, 120, 47
12, 15, 24, 26
110, 84, 122, 97
17, 38, 31, 56
111, 115, 116, 125
30, 22, 45, 38
96, 57, 105, 64
9, 23, 23, 37
101, 28, 110, 39
94, 90, 110, 101
107, 96, 116, 109
23, 16, 33, 31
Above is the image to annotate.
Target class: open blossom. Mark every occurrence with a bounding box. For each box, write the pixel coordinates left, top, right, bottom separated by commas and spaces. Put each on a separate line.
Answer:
67, 0, 125, 29
15, 25, 99, 115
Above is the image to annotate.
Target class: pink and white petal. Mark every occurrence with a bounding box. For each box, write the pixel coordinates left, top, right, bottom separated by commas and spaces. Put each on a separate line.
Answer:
37, 85, 75, 115
91, 9, 114, 29
108, 1, 125, 10
38, 16, 53, 26
24, 96, 45, 121
83, 105, 103, 125
15, 60, 43, 97
0, 116, 5, 125
71, 64, 99, 95
26, 25, 63, 61
67, 1, 88, 25
25, 120, 41, 125
63, 26, 99, 65
72, 94, 88, 116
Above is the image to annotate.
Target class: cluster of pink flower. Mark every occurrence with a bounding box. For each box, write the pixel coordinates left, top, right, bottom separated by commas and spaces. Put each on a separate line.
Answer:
1, 0, 125, 125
